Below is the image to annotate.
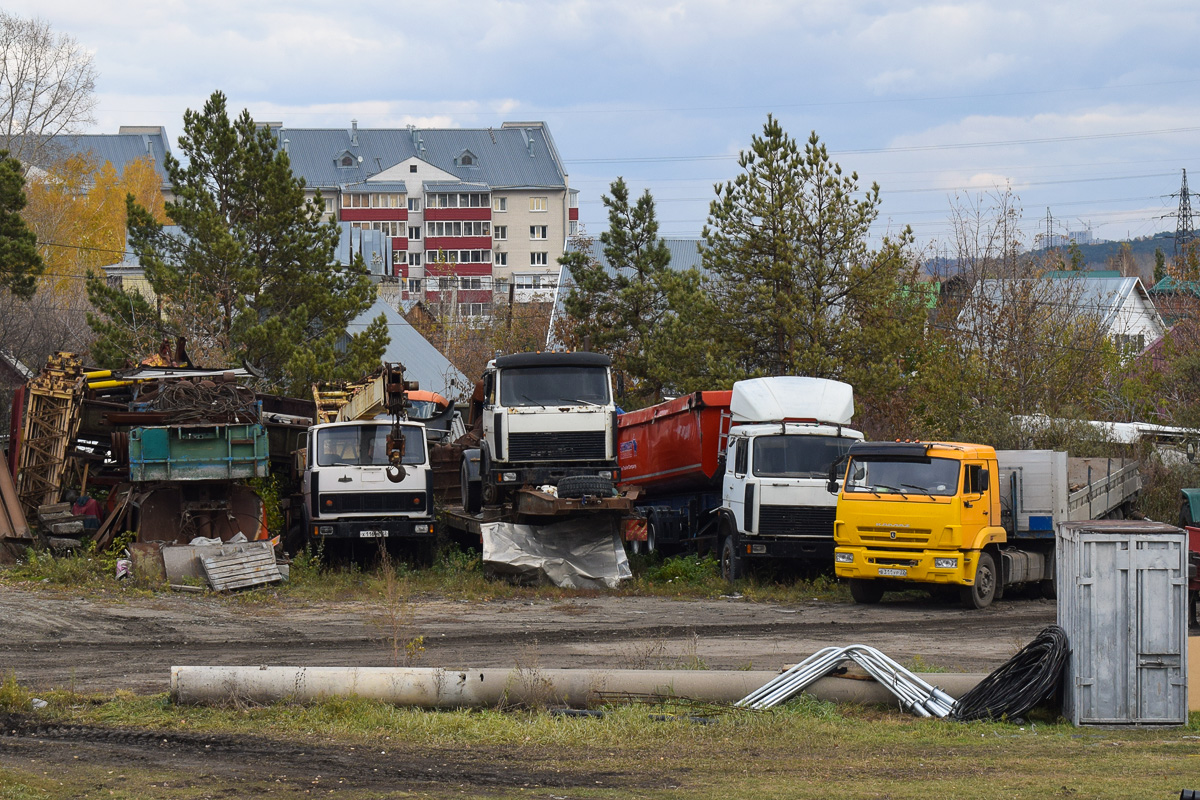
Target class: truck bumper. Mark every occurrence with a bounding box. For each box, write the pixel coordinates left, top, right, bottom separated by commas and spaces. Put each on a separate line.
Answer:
740, 537, 833, 562
834, 546, 974, 585
494, 463, 618, 488
309, 518, 436, 541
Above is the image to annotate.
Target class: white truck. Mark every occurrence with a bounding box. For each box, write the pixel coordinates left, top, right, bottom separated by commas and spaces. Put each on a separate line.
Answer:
618, 377, 864, 581
292, 364, 436, 560
460, 351, 620, 512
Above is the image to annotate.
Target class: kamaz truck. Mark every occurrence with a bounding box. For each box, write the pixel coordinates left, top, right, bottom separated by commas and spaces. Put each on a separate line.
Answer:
831, 441, 1141, 609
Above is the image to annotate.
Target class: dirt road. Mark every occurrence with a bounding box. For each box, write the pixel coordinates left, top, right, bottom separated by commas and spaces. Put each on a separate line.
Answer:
0, 587, 1056, 695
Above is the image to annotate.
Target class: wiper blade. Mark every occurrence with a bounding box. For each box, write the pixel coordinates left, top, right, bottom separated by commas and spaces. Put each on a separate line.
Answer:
873, 484, 908, 498
901, 483, 936, 499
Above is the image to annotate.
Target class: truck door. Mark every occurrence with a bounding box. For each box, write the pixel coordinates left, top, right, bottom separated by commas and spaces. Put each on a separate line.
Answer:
961, 461, 992, 533
724, 437, 750, 533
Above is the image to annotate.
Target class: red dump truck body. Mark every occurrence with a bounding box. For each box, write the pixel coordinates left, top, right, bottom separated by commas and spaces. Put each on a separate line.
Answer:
617, 391, 732, 495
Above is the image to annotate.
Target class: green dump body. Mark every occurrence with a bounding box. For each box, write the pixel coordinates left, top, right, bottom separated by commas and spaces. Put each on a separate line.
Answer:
128, 424, 270, 482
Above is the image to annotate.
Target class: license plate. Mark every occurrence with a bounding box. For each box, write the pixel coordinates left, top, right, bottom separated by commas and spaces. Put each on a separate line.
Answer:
359, 530, 388, 538
878, 567, 907, 577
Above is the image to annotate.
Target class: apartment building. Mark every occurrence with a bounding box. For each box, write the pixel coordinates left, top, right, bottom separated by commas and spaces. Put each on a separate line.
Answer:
278, 120, 577, 314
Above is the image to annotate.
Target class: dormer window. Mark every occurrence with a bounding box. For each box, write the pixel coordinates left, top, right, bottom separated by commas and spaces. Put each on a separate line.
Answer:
335, 150, 357, 168
455, 149, 477, 167
341, 155, 354, 167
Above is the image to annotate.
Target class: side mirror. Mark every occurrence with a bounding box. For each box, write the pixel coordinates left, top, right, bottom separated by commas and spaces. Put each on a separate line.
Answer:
979, 468, 990, 493
826, 479, 840, 494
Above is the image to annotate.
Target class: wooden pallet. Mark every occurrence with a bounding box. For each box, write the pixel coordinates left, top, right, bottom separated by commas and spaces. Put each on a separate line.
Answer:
199, 541, 282, 591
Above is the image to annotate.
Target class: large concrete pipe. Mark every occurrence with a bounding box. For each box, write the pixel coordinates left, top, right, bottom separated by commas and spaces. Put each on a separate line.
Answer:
171, 665, 984, 709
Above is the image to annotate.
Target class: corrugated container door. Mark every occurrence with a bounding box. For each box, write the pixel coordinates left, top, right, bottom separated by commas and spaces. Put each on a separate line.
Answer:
1058, 520, 1188, 726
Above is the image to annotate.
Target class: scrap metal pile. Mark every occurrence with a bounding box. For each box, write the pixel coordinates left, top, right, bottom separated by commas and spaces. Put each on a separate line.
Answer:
1, 349, 313, 563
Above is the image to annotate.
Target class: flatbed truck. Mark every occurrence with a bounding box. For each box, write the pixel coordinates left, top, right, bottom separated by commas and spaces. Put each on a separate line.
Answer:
831, 441, 1141, 608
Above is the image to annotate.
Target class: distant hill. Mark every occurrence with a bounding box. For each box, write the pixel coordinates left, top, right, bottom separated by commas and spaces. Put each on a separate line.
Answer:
926, 231, 1177, 284
1033, 231, 1175, 283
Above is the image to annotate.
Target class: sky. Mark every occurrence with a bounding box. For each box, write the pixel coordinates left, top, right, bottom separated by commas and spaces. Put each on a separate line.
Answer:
15, 0, 1200, 251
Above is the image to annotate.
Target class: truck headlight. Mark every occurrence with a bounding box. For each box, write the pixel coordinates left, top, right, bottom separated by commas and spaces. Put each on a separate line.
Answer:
835, 552, 853, 563
500, 472, 517, 482
318, 526, 333, 535
414, 524, 431, 534
934, 557, 958, 569
598, 470, 613, 479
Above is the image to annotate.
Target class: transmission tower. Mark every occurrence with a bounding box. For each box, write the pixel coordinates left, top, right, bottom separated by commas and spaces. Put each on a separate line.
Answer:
1171, 168, 1197, 260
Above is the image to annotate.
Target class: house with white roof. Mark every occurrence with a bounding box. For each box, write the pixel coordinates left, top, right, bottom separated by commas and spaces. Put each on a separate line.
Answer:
958, 274, 1167, 356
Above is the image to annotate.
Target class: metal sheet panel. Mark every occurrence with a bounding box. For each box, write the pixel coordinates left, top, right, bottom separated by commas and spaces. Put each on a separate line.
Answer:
1058, 520, 1188, 726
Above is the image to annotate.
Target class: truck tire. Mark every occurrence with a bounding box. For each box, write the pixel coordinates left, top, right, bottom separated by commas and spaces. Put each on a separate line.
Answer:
461, 459, 481, 514
556, 475, 613, 499
960, 551, 997, 610
720, 534, 741, 583
849, 579, 884, 604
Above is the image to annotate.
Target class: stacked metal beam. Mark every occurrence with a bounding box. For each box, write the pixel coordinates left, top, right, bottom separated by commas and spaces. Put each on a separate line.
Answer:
737, 644, 958, 718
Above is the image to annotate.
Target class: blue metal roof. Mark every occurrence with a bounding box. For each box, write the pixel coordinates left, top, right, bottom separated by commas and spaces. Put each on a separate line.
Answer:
339, 180, 408, 193
279, 123, 567, 191
346, 298, 470, 400
41, 127, 171, 185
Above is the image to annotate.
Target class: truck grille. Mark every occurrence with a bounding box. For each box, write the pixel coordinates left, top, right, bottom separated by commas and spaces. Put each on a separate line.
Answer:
319, 492, 426, 514
508, 431, 606, 461
757, 505, 836, 538
858, 528, 932, 546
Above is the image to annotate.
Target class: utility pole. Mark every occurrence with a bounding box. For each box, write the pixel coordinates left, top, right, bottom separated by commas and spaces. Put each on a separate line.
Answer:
1172, 168, 1197, 261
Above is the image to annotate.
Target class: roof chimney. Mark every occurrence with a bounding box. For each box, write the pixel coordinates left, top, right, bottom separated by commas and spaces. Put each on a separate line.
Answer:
350, 119, 358, 147
283, 138, 290, 154
526, 128, 535, 157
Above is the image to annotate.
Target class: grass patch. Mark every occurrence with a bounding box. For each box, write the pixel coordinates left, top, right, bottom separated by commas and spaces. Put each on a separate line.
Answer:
2, 683, 1198, 799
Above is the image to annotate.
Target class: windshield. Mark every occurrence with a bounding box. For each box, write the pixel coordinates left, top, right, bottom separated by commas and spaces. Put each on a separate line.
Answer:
499, 366, 610, 407
407, 400, 443, 420
844, 456, 960, 496
753, 435, 858, 478
316, 424, 426, 467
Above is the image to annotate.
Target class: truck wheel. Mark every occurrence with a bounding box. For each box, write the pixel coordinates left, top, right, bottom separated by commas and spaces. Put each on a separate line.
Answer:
557, 475, 613, 499
849, 579, 884, 604
960, 551, 997, 610
461, 459, 481, 514
720, 535, 741, 583
1039, 577, 1057, 600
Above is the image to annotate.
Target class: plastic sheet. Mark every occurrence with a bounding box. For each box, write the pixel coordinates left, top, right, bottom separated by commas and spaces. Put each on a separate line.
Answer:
482, 518, 632, 589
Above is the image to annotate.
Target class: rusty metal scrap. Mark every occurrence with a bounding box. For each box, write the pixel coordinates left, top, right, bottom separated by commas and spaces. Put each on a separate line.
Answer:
16, 353, 86, 519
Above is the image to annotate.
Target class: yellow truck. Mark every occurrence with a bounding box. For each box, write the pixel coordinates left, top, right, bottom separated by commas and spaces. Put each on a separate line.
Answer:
830, 441, 1141, 609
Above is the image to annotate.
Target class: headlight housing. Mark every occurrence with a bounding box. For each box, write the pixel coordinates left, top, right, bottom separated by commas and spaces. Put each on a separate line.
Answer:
835, 552, 853, 563
934, 557, 958, 569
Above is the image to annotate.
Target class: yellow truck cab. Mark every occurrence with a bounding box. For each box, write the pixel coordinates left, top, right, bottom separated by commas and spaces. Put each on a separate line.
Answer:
831, 441, 1005, 609
831, 440, 1141, 609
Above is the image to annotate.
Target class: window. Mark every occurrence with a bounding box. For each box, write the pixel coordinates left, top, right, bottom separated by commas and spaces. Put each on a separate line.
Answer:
530, 225, 547, 240
408, 197, 421, 212
530, 197, 547, 212
392, 251, 405, 266
515, 274, 540, 290
424, 249, 491, 264
340, 155, 355, 167
494, 277, 509, 293
425, 220, 490, 237
408, 226, 421, 240
407, 278, 421, 293
964, 463, 989, 495
493, 197, 507, 212
734, 439, 748, 475
530, 252, 548, 266
369, 193, 402, 208
460, 277, 483, 290
409, 164, 417, 173
569, 220, 578, 235
457, 302, 492, 317
494, 252, 507, 267
370, 221, 404, 236
493, 225, 507, 241
106, 274, 123, 290
408, 252, 422, 267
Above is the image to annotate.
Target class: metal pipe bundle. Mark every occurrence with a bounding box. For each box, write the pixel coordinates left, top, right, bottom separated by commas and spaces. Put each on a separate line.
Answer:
736, 644, 958, 717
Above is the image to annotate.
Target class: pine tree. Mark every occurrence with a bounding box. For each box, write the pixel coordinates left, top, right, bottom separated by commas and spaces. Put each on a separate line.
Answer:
0, 150, 44, 298
561, 178, 706, 406
87, 91, 386, 394
700, 116, 923, 422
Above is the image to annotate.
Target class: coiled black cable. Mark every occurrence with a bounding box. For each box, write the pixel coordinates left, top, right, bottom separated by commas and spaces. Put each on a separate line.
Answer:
950, 625, 1069, 722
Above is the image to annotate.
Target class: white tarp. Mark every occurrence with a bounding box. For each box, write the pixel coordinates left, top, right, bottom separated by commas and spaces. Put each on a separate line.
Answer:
730, 377, 854, 424
482, 519, 632, 589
